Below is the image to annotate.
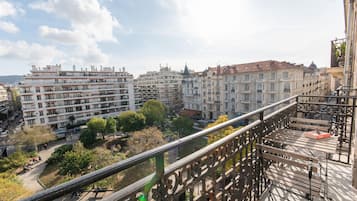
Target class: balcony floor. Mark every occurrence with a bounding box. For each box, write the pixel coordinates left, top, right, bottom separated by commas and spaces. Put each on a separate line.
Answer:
262, 161, 357, 201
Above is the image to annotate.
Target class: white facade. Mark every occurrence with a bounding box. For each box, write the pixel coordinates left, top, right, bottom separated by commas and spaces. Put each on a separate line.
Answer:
0, 84, 8, 116
183, 61, 331, 120
135, 66, 183, 111
20, 65, 139, 129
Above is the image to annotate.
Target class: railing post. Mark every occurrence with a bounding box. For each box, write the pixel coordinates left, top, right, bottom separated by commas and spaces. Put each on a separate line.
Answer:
142, 153, 165, 201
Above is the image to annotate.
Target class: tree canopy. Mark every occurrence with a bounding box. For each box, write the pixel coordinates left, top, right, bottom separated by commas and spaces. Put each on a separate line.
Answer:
127, 127, 166, 156
139, 100, 166, 126
117, 111, 146, 132
206, 115, 238, 144
87, 117, 106, 139
9, 126, 56, 151
105, 117, 117, 134
59, 142, 93, 176
79, 129, 97, 148
172, 116, 194, 137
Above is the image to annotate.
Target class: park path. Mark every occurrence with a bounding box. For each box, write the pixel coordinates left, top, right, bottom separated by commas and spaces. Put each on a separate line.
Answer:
18, 140, 67, 192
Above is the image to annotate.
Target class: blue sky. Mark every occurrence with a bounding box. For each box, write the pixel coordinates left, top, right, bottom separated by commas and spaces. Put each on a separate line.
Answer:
0, 0, 345, 77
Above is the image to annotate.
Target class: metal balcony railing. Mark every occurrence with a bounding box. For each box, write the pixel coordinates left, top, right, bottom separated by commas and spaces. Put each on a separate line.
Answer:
22, 94, 356, 201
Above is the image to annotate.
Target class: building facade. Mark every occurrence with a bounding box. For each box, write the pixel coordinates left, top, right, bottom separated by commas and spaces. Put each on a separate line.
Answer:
135, 66, 183, 111
19, 65, 139, 129
0, 84, 9, 121
183, 60, 330, 120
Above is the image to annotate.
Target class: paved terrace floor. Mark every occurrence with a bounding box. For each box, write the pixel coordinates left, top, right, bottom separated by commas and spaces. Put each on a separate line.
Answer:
263, 161, 357, 201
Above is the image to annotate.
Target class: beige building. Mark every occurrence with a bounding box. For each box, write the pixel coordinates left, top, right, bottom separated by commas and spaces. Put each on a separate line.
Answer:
19, 65, 139, 129
183, 60, 330, 120
135, 66, 183, 111
0, 84, 9, 120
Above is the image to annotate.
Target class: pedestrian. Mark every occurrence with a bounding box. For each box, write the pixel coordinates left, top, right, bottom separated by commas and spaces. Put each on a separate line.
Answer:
38, 156, 42, 161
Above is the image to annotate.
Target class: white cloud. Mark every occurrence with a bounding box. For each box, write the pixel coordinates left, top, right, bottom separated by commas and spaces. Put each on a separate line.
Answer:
0, 20, 19, 33
0, 40, 63, 65
0, 1, 17, 17
30, 0, 119, 64
0, 1, 24, 33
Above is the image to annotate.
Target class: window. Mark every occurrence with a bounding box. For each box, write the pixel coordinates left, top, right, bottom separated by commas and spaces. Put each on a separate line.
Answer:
244, 84, 250, 91
244, 104, 249, 112
40, 118, 45, 124
244, 94, 249, 101
233, 75, 236, 81
271, 72, 276, 80
270, 83, 275, 91
259, 73, 264, 80
271, 94, 275, 102
283, 82, 290, 93
38, 103, 42, 108
85, 105, 90, 110
283, 72, 289, 79
257, 83, 263, 92
225, 84, 228, 91
37, 95, 41, 100
225, 102, 228, 109
244, 74, 250, 81
36, 87, 41, 93
39, 111, 44, 116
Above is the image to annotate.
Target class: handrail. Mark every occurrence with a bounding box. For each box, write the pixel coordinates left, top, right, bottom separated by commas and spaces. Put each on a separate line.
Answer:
22, 95, 297, 201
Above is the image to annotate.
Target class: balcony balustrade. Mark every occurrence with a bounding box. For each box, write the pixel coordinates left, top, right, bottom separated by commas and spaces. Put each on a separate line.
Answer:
22, 93, 356, 201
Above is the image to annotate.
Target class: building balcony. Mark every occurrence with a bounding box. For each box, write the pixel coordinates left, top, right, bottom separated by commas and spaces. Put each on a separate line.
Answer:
24, 93, 357, 201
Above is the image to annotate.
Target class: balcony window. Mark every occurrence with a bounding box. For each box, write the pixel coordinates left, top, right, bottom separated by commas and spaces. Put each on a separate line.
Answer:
283, 72, 289, 79
244, 74, 250, 81
270, 83, 275, 91
244, 84, 249, 91
271, 72, 276, 80
259, 73, 264, 80
257, 83, 263, 92
244, 94, 249, 101
283, 82, 291, 93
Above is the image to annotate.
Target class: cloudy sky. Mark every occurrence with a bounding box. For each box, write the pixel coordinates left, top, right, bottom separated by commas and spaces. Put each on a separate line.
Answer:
0, 0, 345, 77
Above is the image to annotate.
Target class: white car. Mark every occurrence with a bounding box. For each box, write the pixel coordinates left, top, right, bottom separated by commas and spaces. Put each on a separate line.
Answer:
1, 130, 9, 135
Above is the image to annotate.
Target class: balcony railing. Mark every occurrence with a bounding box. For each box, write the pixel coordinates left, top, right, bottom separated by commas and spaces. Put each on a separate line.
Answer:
22, 94, 356, 201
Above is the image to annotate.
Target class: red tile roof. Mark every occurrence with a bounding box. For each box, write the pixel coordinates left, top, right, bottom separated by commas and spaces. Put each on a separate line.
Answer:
206, 60, 305, 75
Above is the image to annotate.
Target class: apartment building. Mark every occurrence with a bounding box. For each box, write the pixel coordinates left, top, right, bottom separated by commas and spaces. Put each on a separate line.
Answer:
20, 65, 138, 129
0, 84, 8, 120
135, 66, 183, 111
183, 60, 330, 120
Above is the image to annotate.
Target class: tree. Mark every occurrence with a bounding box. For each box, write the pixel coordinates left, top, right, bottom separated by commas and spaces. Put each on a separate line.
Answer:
87, 117, 106, 139
68, 115, 75, 125
79, 129, 97, 148
206, 115, 238, 144
9, 126, 56, 152
47, 144, 73, 165
139, 100, 166, 126
172, 116, 194, 137
0, 172, 31, 201
0, 151, 28, 172
117, 111, 146, 132
127, 127, 166, 156
105, 117, 117, 134
59, 142, 93, 176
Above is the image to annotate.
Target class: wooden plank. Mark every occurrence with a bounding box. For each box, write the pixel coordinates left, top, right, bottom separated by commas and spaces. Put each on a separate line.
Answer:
290, 117, 329, 126
266, 135, 338, 148
266, 172, 320, 195
256, 144, 318, 163
290, 123, 329, 132
268, 165, 321, 186
267, 133, 338, 146
266, 171, 320, 191
263, 137, 337, 154
261, 152, 318, 173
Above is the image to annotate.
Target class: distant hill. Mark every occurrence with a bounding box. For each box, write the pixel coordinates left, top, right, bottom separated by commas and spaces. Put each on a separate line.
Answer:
0, 75, 24, 85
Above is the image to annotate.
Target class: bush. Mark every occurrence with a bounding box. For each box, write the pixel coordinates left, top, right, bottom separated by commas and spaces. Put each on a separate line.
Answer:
79, 129, 97, 148
47, 144, 73, 165
59, 142, 93, 176
0, 151, 28, 172
117, 111, 146, 132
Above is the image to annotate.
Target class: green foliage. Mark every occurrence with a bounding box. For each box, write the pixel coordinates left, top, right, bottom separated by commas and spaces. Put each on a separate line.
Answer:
117, 111, 146, 132
105, 117, 117, 134
87, 117, 106, 134
0, 151, 28, 172
172, 116, 194, 137
47, 144, 73, 165
139, 100, 166, 126
79, 129, 97, 148
59, 142, 93, 176
87, 117, 107, 139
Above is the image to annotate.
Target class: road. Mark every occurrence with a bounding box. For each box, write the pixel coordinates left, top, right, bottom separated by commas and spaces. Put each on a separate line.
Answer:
18, 141, 68, 192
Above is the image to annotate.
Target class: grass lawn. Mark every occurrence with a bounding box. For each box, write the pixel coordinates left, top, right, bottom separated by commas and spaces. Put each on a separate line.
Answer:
39, 164, 69, 188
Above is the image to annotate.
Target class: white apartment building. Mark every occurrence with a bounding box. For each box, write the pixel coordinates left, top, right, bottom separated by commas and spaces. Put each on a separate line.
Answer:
135, 66, 183, 111
0, 84, 9, 119
20, 65, 139, 129
182, 60, 331, 120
